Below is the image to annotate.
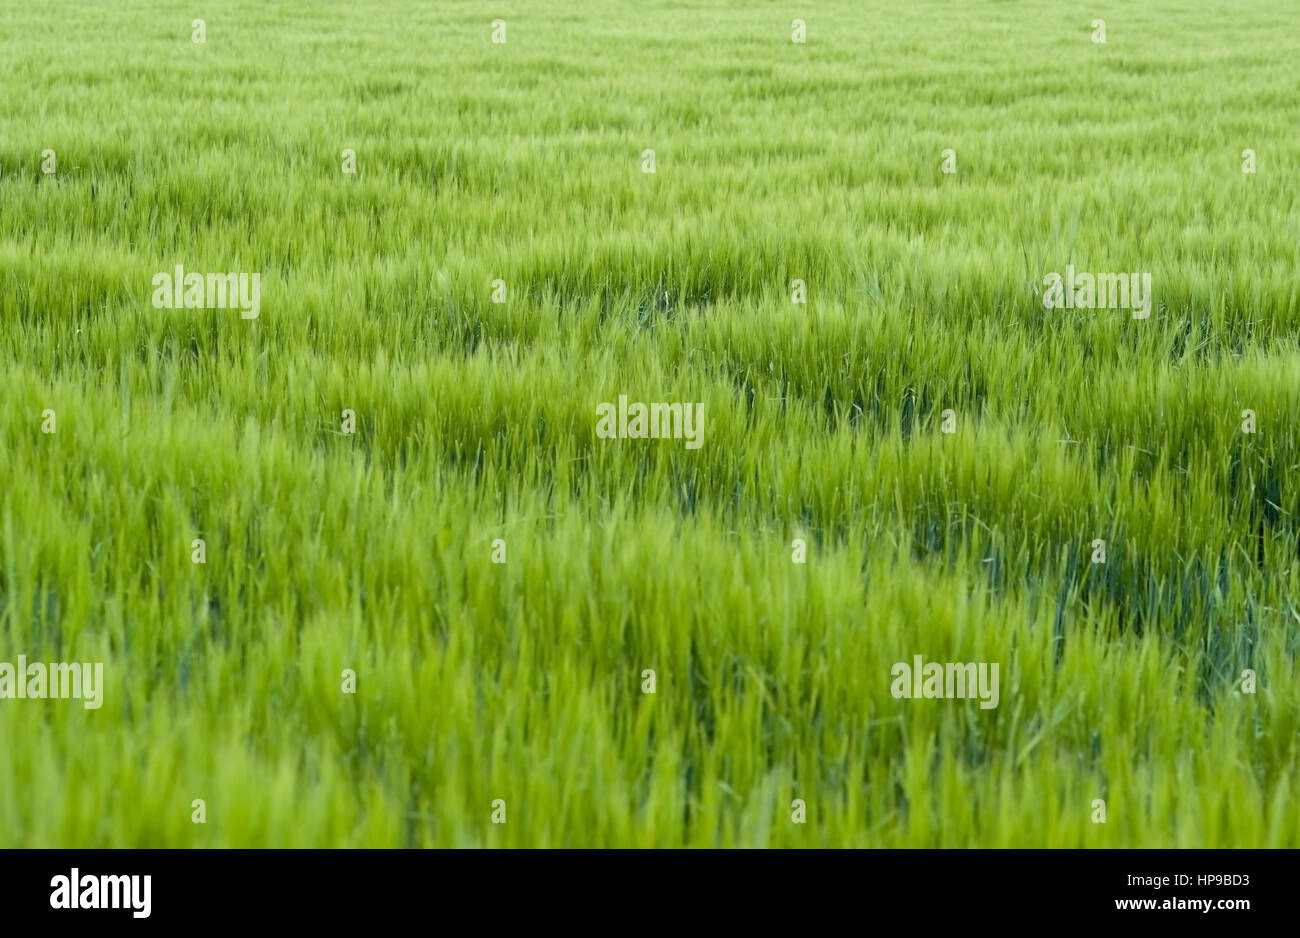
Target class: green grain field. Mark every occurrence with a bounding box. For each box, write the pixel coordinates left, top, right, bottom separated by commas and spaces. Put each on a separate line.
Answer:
1, 1, 1298, 847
